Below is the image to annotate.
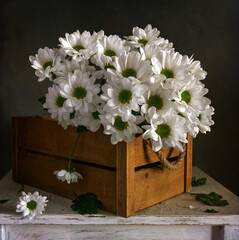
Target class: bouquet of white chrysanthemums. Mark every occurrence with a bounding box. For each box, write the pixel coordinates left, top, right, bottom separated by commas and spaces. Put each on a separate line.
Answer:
30, 24, 214, 155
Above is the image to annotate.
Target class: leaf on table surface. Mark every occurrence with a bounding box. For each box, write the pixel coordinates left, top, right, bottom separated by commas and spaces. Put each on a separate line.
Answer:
192, 176, 207, 186
0, 199, 9, 204
192, 192, 229, 206
204, 208, 219, 213
71, 192, 101, 215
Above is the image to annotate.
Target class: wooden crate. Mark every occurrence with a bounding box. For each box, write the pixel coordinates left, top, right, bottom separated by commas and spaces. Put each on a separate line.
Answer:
12, 115, 193, 217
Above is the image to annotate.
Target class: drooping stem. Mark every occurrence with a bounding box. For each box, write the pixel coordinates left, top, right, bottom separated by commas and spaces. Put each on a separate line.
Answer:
72, 190, 79, 200
68, 133, 81, 169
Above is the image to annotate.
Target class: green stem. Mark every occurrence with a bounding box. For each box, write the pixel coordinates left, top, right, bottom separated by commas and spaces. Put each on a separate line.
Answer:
68, 133, 81, 169
72, 190, 79, 200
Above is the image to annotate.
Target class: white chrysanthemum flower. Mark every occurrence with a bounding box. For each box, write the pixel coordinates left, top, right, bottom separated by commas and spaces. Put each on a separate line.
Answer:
182, 55, 207, 81
95, 35, 130, 63
173, 80, 211, 114
107, 51, 152, 83
101, 113, 143, 145
150, 50, 193, 89
43, 84, 72, 122
140, 44, 163, 61
101, 78, 148, 121
176, 110, 199, 138
29, 47, 61, 82
54, 59, 96, 79
196, 106, 215, 134
58, 109, 81, 129
54, 168, 83, 184
59, 30, 103, 61
60, 69, 100, 114
143, 108, 188, 152
16, 191, 48, 219
91, 35, 130, 78
125, 24, 172, 49
140, 44, 174, 63
80, 106, 103, 132
139, 86, 174, 121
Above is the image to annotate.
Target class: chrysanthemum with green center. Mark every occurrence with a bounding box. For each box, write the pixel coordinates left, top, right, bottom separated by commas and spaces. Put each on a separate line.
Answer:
155, 124, 171, 138
122, 68, 137, 78
181, 91, 191, 104
106, 51, 152, 82
114, 116, 128, 131
142, 108, 187, 152
60, 69, 101, 114
160, 68, 174, 79
118, 90, 132, 104
148, 95, 163, 110
73, 87, 87, 99
56, 95, 67, 108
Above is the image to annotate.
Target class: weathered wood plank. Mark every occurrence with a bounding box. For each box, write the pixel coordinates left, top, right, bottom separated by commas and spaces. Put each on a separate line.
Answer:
0, 224, 7, 240
1, 214, 239, 226
223, 225, 239, 240
6, 224, 215, 240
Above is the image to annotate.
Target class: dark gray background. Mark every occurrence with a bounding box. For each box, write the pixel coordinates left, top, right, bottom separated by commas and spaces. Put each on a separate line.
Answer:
1, 0, 239, 195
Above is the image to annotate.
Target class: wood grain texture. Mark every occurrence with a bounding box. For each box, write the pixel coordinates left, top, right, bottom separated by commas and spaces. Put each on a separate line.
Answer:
134, 135, 180, 168
12, 116, 117, 168
116, 141, 135, 217
1, 214, 239, 226
6, 224, 216, 240
16, 150, 116, 212
133, 161, 185, 212
185, 134, 193, 192
223, 225, 239, 240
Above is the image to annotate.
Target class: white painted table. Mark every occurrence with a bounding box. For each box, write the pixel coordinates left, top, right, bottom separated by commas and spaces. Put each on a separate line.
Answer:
0, 167, 238, 240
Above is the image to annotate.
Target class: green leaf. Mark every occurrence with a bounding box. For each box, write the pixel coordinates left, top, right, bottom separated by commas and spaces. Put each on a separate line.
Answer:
38, 96, 49, 111
135, 119, 149, 138
38, 97, 46, 105
204, 208, 218, 213
135, 133, 142, 138
77, 125, 88, 133
0, 199, 9, 204
71, 192, 101, 214
192, 192, 229, 206
192, 176, 207, 186
132, 110, 141, 116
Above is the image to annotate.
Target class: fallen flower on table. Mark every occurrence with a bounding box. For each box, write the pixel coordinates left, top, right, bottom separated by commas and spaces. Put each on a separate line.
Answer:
54, 168, 83, 184
16, 191, 48, 219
